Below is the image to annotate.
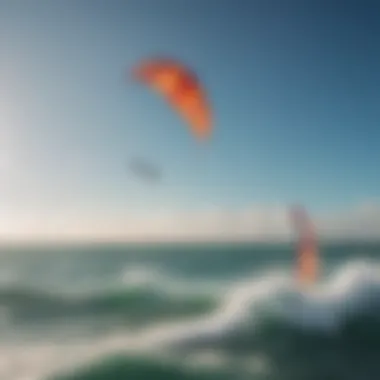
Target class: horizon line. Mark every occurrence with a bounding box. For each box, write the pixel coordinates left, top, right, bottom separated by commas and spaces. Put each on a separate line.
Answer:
1, 236, 380, 246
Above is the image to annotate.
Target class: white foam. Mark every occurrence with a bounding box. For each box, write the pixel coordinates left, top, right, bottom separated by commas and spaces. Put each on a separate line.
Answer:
278, 258, 380, 330
128, 259, 380, 346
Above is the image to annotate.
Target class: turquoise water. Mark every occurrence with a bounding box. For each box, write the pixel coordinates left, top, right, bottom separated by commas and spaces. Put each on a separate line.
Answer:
0, 242, 379, 380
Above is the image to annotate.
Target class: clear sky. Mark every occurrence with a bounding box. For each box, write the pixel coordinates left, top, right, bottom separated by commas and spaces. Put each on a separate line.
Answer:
1, 0, 380, 240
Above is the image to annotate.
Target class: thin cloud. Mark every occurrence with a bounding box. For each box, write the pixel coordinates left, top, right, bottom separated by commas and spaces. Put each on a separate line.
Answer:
1, 200, 379, 243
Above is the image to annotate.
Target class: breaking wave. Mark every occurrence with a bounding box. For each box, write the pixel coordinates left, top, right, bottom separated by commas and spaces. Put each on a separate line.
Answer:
1, 257, 380, 380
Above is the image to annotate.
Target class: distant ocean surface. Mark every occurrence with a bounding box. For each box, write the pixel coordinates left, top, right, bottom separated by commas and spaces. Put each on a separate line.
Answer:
0, 241, 380, 380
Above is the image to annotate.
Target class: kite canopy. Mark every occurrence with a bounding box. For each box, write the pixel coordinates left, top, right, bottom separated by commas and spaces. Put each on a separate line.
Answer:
132, 57, 212, 141
290, 205, 319, 286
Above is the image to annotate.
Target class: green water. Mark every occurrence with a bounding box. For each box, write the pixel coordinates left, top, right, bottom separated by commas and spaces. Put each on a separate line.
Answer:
0, 242, 379, 380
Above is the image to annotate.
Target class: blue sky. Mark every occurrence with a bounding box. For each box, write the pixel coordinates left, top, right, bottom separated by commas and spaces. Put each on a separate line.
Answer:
1, 0, 380, 240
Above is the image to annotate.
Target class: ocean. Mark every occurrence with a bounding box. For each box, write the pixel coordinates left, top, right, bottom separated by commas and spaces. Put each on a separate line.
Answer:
0, 241, 380, 380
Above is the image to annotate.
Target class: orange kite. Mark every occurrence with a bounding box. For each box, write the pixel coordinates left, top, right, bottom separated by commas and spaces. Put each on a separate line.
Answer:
132, 57, 212, 141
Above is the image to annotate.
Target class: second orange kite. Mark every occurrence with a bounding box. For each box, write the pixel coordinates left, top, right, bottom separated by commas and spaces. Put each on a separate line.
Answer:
290, 205, 319, 286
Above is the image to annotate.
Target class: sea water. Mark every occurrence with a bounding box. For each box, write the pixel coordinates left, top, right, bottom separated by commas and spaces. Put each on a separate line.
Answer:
0, 242, 379, 380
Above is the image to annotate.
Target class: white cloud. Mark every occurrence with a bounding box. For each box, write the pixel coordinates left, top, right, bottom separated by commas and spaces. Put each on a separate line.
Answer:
2, 200, 380, 243
316, 200, 380, 240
